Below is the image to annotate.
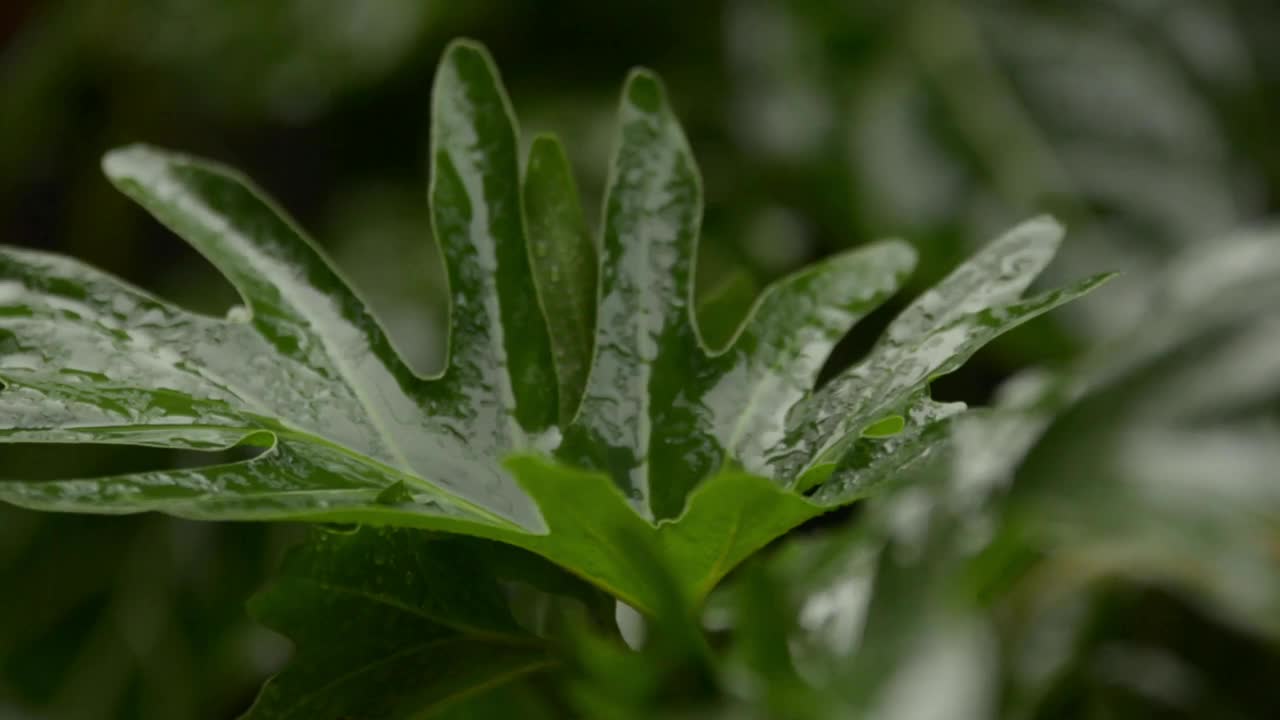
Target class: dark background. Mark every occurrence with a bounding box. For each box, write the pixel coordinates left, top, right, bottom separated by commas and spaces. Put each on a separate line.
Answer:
2, 1, 1278, 717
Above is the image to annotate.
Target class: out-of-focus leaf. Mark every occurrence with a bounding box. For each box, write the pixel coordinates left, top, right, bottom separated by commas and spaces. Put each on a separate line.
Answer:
1014, 230, 1280, 640
114, 0, 439, 120
0, 504, 287, 720
426, 681, 561, 720
726, 0, 1278, 344
708, 421, 1006, 720
563, 528, 719, 720
243, 527, 552, 719
693, 267, 758, 353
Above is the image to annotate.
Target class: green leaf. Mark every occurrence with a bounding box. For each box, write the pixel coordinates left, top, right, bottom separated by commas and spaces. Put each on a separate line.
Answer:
430, 40, 558, 438
425, 683, 561, 720
1013, 231, 1280, 639
810, 394, 965, 504
722, 562, 820, 718
550, 68, 916, 523
561, 530, 720, 719
770, 216, 1115, 489
244, 527, 551, 719
0, 38, 1104, 619
709, 242, 917, 477
503, 456, 822, 613
523, 134, 597, 425
553, 68, 708, 521
860, 415, 905, 439
0, 42, 555, 529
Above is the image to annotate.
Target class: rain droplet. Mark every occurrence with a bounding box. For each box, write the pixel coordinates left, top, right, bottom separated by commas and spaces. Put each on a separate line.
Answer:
0, 353, 41, 371
0, 281, 23, 304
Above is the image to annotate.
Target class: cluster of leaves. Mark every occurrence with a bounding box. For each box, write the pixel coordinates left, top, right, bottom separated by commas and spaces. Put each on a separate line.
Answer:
693, 226, 1280, 719
724, 0, 1280, 341
2, 38, 1277, 718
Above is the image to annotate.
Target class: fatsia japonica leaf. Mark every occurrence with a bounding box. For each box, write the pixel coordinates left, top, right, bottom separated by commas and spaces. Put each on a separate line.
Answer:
552, 69, 918, 520
0, 38, 1106, 616
243, 527, 551, 719
0, 40, 553, 531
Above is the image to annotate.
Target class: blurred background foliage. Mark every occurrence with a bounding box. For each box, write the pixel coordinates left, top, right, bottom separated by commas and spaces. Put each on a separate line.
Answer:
1, 0, 1278, 717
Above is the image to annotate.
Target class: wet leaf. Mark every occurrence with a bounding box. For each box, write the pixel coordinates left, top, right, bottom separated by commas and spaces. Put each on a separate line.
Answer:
770, 217, 1114, 489
524, 134, 597, 426
0, 39, 1102, 617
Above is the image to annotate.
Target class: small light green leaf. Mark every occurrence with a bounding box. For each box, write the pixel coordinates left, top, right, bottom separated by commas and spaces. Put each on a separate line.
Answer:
523, 133, 597, 425
243, 527, 551, 719
860, 415, 905, 439
806, 395, 966, 503
503, 456, 822, 614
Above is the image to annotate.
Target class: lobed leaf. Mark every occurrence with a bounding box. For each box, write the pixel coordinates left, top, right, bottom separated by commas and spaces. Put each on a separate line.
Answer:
554, 69, 707, 521
769, 217, 1114, 488
429, 40, 558, 438
0, 38, 1106, 622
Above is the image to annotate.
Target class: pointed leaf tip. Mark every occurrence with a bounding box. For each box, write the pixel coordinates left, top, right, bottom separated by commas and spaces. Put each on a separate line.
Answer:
557, 61, 703, 520
1022, 213, 1065, 237
434, 39, 506, 107
996, 214, 1066, 265
863, 238, 918, 275
442, 37, 493, 63
430, 31, 558, 439
102, 144, 167, 185
622, 69, 666, 113
527, 133, 568, 166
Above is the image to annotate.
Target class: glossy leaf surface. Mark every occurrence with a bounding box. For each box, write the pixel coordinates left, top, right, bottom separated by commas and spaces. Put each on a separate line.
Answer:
0, 38, 1103, 614
523, 134, 597, 425
768, 217, 1113, 488
553, 73, 917, 519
